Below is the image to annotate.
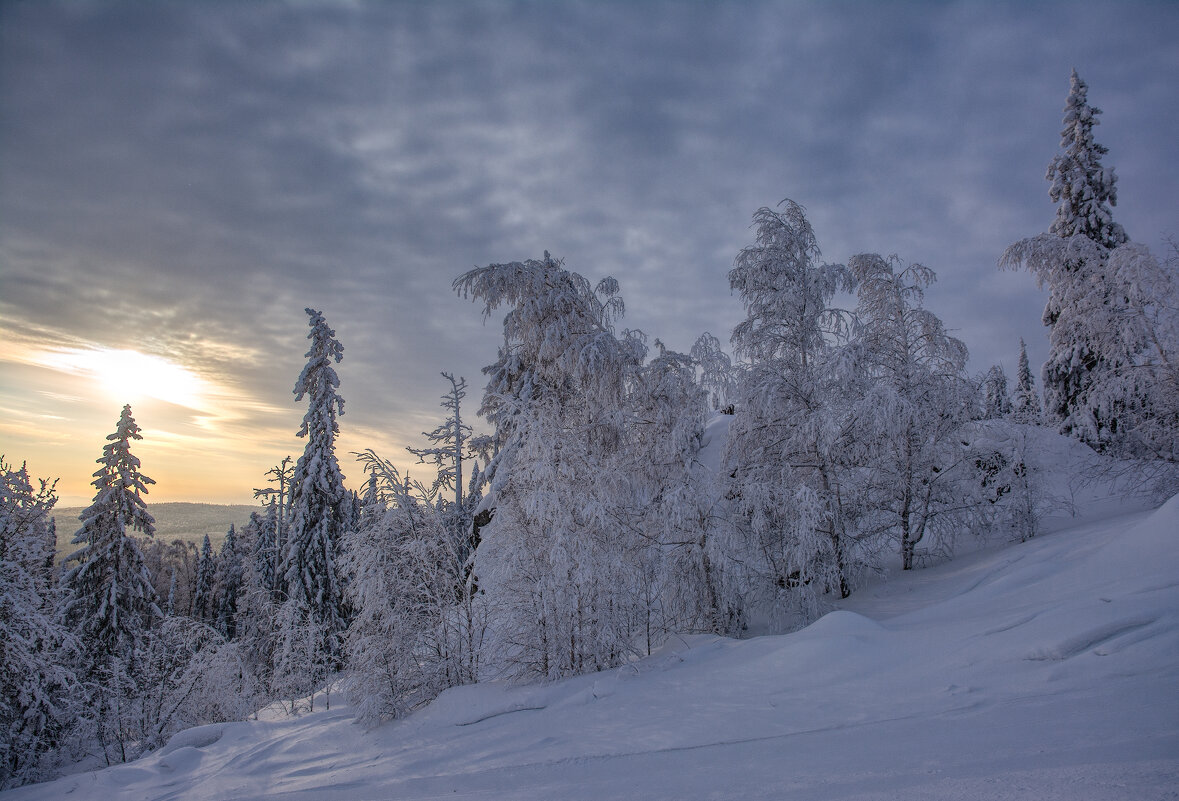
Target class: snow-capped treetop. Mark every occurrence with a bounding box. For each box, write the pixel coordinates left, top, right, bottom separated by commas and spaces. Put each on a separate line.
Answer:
849, 253, 967, 388
192, 532, 215, 621
80, 404, 156, 540
729, 200, 853, 371
454, 251, 645, 487
454, 252, 637, 391
290, 308, 347, 510
1045, 69, 1127, 250
296, 308, 345, 442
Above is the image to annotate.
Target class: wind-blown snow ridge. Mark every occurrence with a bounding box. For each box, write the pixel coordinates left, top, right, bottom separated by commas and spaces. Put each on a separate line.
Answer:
6, 497, 1178, 800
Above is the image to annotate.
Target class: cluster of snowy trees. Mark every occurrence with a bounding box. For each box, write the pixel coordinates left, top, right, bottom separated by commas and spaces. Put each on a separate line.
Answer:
1, 409, 255, 789
4, 71, 1176, 789
0, 310, 355, 786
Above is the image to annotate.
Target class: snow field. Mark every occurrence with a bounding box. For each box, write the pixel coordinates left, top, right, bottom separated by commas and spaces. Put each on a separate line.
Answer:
7, 492, 1177, 800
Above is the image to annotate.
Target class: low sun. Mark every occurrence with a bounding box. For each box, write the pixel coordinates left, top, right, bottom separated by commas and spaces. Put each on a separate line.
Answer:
44, 347, 207, 409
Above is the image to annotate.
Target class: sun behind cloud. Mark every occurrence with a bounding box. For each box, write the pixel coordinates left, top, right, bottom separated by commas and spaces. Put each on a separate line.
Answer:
38, 347, 207, 409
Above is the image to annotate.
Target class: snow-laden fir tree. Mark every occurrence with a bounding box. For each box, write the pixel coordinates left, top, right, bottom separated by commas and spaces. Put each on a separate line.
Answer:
1003, 71, 1137, 449
1012, 338, 1043, 423
62, 405, 161, 662
216, 524, 243, 640
1, 460, 80, 789
1003, 223, 1178, 466
849, 254, 975, 570
454, 252, 648, 679
252, 499, 280, 599
279, 308, 349, 672
1045, 69, 1127, 250
191, 533, 215, 622
724, 200, 860, 621
61, 405, 162, 764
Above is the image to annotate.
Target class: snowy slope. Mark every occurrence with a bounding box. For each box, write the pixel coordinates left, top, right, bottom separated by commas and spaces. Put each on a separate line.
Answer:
964, 419, 1160, 532
8, 496, 1178, 800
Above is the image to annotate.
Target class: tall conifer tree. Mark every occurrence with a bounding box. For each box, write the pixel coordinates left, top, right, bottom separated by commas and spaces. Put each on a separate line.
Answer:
1042, 71, 1126, 441
1003, 71, 1141, 448
216, 524, 242, 640
280, 308, 348, 660
191, 533, 215, 622
61, 406, 161, 764
63, 405, 160, 661
1045, 69, 1127, 251
1013, 338, 1043, 423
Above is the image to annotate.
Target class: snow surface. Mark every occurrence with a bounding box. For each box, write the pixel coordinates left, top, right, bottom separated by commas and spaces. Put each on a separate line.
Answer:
7, 494, 1178, 799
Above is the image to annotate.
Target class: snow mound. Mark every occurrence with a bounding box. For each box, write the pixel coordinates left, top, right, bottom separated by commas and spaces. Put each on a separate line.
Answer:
158, 723, 226, 756
801, 609, 885, 637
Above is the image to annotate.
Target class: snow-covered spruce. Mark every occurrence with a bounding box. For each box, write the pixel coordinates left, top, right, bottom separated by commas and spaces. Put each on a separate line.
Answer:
1001, 70, 1169, 456
1045, 69, 1126, 250
215, 524, 242, 640
279, 308, 350, 688
59, 407, 163, 765
1012, 337, 1043, 424
191, 533, 215, 623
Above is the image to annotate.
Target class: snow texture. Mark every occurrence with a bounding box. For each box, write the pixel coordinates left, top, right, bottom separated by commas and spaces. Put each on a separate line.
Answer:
7, 484, 1176, 799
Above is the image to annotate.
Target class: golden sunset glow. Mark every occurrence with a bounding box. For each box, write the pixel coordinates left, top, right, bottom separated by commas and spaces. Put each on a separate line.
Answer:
38, 347, 207, 409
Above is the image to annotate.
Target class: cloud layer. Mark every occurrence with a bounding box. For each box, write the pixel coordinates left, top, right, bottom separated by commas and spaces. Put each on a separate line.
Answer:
2, 1, 1176, 502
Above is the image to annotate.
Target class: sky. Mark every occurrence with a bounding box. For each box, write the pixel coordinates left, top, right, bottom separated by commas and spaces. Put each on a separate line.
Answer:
1, 1, 1176, 506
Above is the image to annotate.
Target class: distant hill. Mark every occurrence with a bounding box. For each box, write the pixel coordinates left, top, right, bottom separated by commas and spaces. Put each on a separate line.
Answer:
52, 502, 261, 554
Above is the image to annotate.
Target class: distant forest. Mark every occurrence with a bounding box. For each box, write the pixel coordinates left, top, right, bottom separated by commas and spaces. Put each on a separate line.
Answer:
51, 503, 257, 552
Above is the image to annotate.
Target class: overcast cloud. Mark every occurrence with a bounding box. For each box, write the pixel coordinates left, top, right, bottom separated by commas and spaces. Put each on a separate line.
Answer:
1, 1, 1176, 503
